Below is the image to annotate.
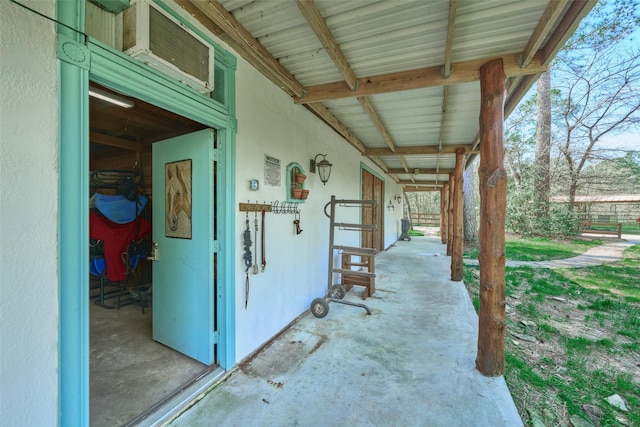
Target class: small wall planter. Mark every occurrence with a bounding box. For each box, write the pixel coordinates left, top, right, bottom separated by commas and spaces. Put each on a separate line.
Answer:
286, 162, 307, 203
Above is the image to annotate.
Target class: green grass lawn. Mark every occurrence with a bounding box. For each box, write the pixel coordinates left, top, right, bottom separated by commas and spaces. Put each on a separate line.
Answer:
463, 244, 640, 427
464, 236, 602, 261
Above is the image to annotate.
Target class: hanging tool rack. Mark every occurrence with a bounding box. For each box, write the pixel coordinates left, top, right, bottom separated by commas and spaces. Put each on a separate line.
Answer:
238, 201, 299, 215
310, 195, 377, 318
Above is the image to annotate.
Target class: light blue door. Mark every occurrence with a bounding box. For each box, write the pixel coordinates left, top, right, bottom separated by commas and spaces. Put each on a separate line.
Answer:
152, 129, 216, 365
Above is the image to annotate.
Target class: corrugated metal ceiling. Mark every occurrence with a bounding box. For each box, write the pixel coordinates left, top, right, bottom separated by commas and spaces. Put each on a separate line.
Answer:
207, 0, 592, 191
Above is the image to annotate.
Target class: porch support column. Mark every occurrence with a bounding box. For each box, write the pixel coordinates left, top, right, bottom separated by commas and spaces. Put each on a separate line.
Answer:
450, 148, 465, 281
476, 58, 507, 376
446, 172, 454, 256
440, 185, 448, 244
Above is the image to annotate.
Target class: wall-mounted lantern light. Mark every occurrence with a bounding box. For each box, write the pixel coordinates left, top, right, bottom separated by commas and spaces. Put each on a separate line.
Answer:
310, 154, 333, 185
387, 200, 395, 211
394, 194, 402, 204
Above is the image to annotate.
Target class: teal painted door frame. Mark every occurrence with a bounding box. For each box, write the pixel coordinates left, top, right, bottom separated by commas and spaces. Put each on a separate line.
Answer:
57, 2, 237, 425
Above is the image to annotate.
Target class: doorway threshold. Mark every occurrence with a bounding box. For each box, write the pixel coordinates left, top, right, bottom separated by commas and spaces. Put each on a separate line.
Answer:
126, 365, 226, 427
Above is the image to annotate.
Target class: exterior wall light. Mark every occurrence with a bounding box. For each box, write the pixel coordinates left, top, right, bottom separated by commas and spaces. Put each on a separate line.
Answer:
310, 154, 333, 185
387, 200, 395, 211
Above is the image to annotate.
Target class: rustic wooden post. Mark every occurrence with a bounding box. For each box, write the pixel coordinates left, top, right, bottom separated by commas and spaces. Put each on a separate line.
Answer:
451, 148, 465, 281
446, 173, 454, 256
440, 185, 448, 244
476, 58, 507, 376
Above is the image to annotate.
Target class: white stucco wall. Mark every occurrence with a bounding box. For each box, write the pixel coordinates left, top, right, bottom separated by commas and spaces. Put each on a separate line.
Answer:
232, 58, 404, 361
0, 1, 59, 426
163, 0, 403, 365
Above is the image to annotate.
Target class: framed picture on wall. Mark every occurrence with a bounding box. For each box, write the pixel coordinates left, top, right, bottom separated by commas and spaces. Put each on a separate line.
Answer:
165, 159, 192, 239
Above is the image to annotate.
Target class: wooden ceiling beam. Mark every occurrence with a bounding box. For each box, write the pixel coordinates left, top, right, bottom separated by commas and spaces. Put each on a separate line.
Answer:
442, 0, 457, 79
179, 0, 304, 97
519, 0, 570, 68
435, 86, 449, 173
296, 1, 401, 179
387, 168, 454, 175
304, 103, 367, 154
539, 0, 596, 65
466, 1, 594, 170
397, 155, 411, 173
90, 131, 143, 152
296, 0, 357, 90
370, 155, 390, 174
295, 53, 547, 104
366, 144, 477, 156
398, 180, 445, 186
403, 187, 442, 192
357, 96, 396, 152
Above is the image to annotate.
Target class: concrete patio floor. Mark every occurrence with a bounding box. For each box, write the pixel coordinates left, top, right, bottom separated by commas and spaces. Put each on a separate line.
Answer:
169, 235, 522, 427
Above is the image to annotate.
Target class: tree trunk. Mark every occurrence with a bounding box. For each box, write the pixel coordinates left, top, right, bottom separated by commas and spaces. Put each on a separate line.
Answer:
451, 148, 465, 281
403, 192, 412, 228
442, 183, 449, 244
476, 58, 507, 377
446, 173, 455, 256
440, 186, 447, 243
463, 165, 478, 243
534, 70, 551, 212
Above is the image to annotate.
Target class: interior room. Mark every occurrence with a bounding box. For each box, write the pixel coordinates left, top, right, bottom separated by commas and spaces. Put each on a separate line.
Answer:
88, 82, 214, 426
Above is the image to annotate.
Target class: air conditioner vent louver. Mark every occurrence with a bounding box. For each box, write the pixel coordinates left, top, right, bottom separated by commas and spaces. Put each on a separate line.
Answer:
123, 0, 214, 93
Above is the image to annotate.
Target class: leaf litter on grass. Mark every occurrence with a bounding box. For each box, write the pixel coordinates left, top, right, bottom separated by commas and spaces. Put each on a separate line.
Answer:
463, 250, 640, 427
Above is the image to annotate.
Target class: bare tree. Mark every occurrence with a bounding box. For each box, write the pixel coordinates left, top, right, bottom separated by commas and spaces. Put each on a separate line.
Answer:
553, 47, 640, 206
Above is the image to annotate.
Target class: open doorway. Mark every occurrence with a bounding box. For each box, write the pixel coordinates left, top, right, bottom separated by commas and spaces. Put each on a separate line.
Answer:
88, 83, 218, 426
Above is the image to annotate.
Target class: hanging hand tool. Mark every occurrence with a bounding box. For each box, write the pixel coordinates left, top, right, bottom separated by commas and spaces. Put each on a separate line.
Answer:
253, 209, 259, 274
294, 211, 303, 235
261, 208, 267, 272
243, 211, 252, 309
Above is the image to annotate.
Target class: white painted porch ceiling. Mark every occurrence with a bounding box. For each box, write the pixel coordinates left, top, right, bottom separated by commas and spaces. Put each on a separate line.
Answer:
179, 0, 593, 191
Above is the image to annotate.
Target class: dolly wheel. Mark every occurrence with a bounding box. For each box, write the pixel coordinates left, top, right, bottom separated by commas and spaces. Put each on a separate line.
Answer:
310, 298, 329, 318
330, 284, 346, 300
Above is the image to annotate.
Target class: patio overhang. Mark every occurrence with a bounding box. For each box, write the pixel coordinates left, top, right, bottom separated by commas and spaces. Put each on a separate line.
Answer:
171, 0, 595, 376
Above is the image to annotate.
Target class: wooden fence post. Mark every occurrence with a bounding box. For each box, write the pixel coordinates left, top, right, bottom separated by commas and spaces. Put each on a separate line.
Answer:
451, 148, 465, 281
476, 58, 507, 376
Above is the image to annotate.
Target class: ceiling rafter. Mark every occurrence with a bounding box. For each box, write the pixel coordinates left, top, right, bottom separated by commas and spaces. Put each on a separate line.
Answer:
178, 0, 304, 97
398, 180, 445, 187
295, 53, 547, 104
304, 103, 367, 154
397, 155, 411, 174
178, 0, 593, 189
297, 0, 407, 176
90, 131, 142, 152
357, 97, 396, 152
296, 0, 357, 90
387, 168, 454, 175
403, 187, 442, 192
435, 86, 449, 174
519, 0, 570, 68
465, 0, 595, 169
366, 145, 477, 156
442, 0, 457, 79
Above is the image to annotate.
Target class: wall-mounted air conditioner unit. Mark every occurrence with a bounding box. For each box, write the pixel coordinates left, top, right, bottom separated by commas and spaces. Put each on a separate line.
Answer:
122, 0, 214, 93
